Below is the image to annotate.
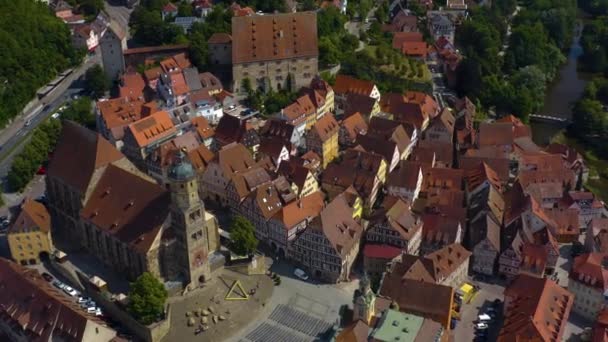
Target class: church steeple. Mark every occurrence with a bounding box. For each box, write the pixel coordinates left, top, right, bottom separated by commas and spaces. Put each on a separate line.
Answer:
168, 149, 211, 287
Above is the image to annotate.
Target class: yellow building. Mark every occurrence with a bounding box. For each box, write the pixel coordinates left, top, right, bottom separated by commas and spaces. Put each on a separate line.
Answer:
305, 113, 340, 169
8, 199, 54, 265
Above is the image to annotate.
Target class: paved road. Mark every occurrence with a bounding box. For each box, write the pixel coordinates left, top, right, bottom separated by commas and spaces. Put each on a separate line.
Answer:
0, 54, 99, 180
104, 0, 133, 39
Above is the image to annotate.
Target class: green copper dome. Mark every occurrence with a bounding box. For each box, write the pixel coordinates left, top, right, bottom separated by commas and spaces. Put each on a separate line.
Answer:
169, 150, 195, 181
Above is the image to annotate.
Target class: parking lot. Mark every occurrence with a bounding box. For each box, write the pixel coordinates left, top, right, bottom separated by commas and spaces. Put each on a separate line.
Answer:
452, 279, 505, 342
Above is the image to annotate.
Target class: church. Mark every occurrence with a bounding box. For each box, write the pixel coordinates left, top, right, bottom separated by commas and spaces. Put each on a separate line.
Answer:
46, 121, 220, 287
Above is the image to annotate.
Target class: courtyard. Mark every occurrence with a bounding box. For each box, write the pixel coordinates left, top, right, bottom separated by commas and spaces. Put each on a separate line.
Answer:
164, 269, 274, 342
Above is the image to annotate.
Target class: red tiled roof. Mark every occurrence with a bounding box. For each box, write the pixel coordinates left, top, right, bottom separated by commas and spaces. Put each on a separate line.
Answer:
47, 121, 125, 193
81, 165, 169, 254
340, 112, 368, 143
311, 113, 339, 142
570, 253, 608, 292
0, 259, 110, 341
232, 12, 318, 64
364, 244, 402, 260
333, 74, 376, 96
127, 111, 177, 148
499, 275, 573, 342
392, 31, 424, 49
208, 33, 232, 44
9, 199, 50, 234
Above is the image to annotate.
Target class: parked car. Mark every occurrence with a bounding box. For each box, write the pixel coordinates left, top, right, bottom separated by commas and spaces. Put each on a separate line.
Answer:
294, 268, 309, 280
475, 322, 489, 330
477, 314, 492, 322
52, 280, 64, 290
24, 119, 32, 127
51, 112, 60, 119
78, 297, 89, 304
95, 308, 103, 316
41, 272, 53, 282
63, 285, 78, 297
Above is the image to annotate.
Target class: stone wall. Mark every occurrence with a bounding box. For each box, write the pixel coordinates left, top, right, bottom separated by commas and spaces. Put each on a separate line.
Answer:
76, 271, 172, 342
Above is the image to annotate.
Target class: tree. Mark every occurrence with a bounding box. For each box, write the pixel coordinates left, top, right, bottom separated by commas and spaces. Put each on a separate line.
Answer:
229, 216, 258, 256
62, 97, 96, 128
85, 65, 110, 99
0, 0, 80, 128
78, 0, 104, 19
128, 272, 168, 325
177, 2, 193, 17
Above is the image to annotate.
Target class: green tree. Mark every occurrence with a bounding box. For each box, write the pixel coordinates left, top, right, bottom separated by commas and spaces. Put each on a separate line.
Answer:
62, 97, 96, 128
78, 0, 104, 19
128, 272, 168, 325
177, 1, 193, 16
85, 65, 110, 99
0, 0, 80, 128
229, 216, 258, 256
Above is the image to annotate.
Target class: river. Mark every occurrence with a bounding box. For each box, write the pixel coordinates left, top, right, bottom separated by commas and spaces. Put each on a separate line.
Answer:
531, 22, 591, 145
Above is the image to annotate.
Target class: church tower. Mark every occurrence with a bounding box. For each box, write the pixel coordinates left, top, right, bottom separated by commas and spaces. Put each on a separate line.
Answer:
353, 274, 376, 324
168, 150, 211, 287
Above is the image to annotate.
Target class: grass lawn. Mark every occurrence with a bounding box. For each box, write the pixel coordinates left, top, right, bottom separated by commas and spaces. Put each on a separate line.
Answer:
552, 132, 608, 201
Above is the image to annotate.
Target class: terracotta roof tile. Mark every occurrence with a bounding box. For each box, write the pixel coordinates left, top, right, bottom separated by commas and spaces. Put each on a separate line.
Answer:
425, 243, 471, 280
97, 97, 146, 134
47, 121, 125, 193
191, 116, 215, 140
478, 122, 514, 147
363, 244, 403, 260
392, 32, 424, 49
379, 276, 453, 327
231, 12, 318, 64
119, 72, 146, 101
216, 143, 257, 178
312, 113, 339, 142
344, 92, 377, 117
0, 259, 109, 341
81, 164, 170, 254
340, 112, 368, 143
276, 191, 325, 229
127, 111, 177, 148
387, 160, 425, 190
311, 193, 363, 257
570, 253, 608, 291
499, 275, 573, 342
9, 199, 50, 234
207, 32, 232, 44
337, 320, 369, 342
334, 75, 376, 96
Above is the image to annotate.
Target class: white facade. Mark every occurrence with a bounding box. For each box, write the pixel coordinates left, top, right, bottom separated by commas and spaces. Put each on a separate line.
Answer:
568, 278, 606, 321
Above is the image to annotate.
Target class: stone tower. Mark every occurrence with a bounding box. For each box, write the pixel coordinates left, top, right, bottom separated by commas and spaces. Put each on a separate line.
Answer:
353, 274, 376, 324
168, 150, 211, 288
100, 21, 126, 80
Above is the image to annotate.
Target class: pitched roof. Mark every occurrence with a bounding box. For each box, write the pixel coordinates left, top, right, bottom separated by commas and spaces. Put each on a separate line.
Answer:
411, 140, 453, 167
147, 131, 201, 170
478, 122, 514, 147
277, 159, 312, 190
499, 274, 573, 342
422, 167, 463, 192
231, 166, 272, 201
0, 259, 111, 341
464, 161, 504, 193
425, 243, 471, 281
119, 72, 146, 101
216, 143, 257, 179
311, 193, 362, 257
188, 144, 214, 172
47, 121, 125, 193
421, 213, 461, 246
370, 198, 423, 241
396, 254, 438, 283
9, 199, 51, 234
322, 148, 384, 199
261, 118, 295, 141
387, 160, 424, 190
311, 113, 339, 142
379, 277, 453, 327
392, 32, 424, 49
207, 32, 232, 44
276, 191, 325, 229
191, 116, 215, 140
231, 12, 318, 64
337, 320, 369, 342
81, 164, 169, 254
459, 155, 510, 185
333, 75, 376, 96
344, 92, 378, 117
363, 244, 403, 260
127, 111, 176, 148
401, 41, 428, 57
570, 253, 608, 292
356, 134, 398, 165
340, 112, 368, 143
97, 97, 148, 140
